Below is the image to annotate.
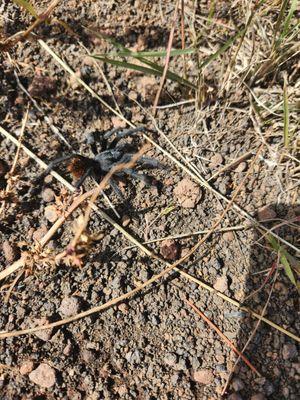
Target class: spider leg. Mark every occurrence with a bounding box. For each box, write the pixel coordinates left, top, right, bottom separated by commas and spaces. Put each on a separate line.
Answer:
104, 126, 145, 140
28, 154, 75, 197
43, 154, 76, 177
137, 156, 165, 169
116, 153, 165, 170
86, 132, 99, 156
109, 178, 124, 199
74, 166, 93, 189
104, 127, 146, 149
122, 168, 154, 186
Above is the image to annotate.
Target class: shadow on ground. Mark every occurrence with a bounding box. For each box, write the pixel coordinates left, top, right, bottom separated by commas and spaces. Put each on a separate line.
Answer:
227, 203, 299, 399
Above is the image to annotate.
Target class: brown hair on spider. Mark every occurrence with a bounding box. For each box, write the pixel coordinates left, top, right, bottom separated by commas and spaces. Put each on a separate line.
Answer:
67, 156, 89, 180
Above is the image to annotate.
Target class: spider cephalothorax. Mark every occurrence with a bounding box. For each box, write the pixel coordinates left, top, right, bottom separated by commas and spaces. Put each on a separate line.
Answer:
37, 127, 163, 197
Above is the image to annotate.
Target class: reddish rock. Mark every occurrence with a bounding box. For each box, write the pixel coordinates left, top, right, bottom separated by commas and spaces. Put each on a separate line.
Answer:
29, 363, 56, 388
30, 317, 53, 341
160, 239, 180, 261
193, 369, 214, 384
19, 360, 34, 375
257, 206, 276, 221
209, 153, 224, 168
28, 75, 57, 98
174, 178, 202, 208
213, 276, 228, 293
3, 240, 19, 263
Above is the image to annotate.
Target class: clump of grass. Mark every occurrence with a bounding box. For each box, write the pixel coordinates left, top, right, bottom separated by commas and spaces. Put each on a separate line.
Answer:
267, 233, 299, 291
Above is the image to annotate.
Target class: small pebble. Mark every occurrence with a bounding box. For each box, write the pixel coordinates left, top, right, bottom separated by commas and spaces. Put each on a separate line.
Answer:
224, 311, 245, 319
250, 395, 266, 400
234, 162, 247, 172
228, 394, 243, 400
111, 116, 127, 129
81, 349, 95, 363
44, 175, 53, 184
223, 231, 234, 242
160, 239, 180, 261
174, 178, 202, 208
192, 369, 214, 385
67, 389, 82, 400
19, 360, 34, 375
31, 317, 53, 342
29, 363, 56, 388
42, 188, 55, 203
121, 215, 131, 227
118, 303, 129, 314
213, 276, 228, 293
125, 349, 142, 364
257, 206, 276, 221
44, 205, 59, 222
28, 75, 57, 98
69, 70, 82, 90
32, 225, 48, 242
209, 153, 224, 168
2, 240, 19, 263
231, 377, 245, 391
282, 343, 297, 360
164, 353, 177, 367
58, 296, 81, 318
171, 373, 179, 385
63, 340, 72, 356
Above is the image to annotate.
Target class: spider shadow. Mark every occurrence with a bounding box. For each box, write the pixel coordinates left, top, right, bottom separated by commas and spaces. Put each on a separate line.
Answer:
226, 203, 299, 399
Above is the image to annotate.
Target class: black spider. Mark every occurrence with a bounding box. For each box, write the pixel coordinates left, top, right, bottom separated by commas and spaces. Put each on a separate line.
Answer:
36, 127, 163, 197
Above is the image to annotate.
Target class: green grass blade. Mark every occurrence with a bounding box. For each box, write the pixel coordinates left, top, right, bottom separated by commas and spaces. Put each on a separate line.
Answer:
207, 0, 215, 25
93, 48, 195, 59
283, 76, 290, 148
267, 234, 297, 288
198, 27, 246, 70
91, 56, 196, 89
87, 27, 196, 89
13, 0, 38, 18
273, 0, 289, 39
281, 0, 298, 39
85, 28, 129, 51
135, 57, 196, 89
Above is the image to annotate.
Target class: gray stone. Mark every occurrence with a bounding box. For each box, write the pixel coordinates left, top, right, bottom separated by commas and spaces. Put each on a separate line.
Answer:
232, 377, 245, 391
282, 343, 297, 360
164, 353, 177, 367
58, 297, 81, 318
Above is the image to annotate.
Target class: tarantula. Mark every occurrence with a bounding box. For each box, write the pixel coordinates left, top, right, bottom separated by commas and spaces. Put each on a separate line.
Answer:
37, 127, 162, 197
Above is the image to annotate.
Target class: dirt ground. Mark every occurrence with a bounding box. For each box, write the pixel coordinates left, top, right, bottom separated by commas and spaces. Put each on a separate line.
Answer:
0, 1, 299, 399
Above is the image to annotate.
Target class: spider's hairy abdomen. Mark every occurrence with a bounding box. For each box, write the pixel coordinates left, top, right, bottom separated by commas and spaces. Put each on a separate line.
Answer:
67, 156, 89, 179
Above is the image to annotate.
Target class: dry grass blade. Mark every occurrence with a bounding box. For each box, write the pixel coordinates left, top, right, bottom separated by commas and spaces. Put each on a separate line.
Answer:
180, 0, 187, 78
0, 0, 61, 50
153, 0, 180, 115
4, 270, 24, 303
283, 74, 290, 148
185, 299, 260, 376
0, 106, 28, 216
124, 225, 246, 248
